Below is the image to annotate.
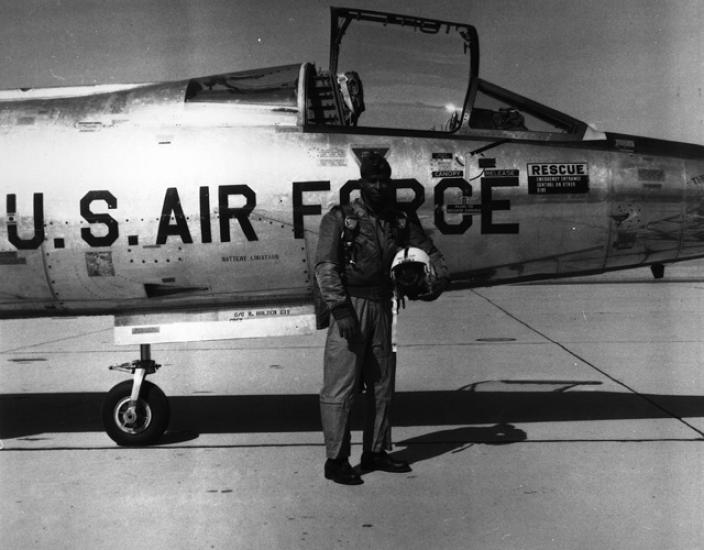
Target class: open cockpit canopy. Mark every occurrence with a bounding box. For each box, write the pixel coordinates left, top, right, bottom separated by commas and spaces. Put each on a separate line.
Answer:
181, 7, 596, 140
305, 6, 593, 140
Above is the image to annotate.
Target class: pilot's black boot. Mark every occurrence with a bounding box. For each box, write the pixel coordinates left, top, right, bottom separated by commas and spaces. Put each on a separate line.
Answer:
324, 458, 363, 485
360, 451, 412, 473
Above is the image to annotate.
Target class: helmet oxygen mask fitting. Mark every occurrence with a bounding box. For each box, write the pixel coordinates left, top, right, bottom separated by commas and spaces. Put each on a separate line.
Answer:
390, 247, 435, 300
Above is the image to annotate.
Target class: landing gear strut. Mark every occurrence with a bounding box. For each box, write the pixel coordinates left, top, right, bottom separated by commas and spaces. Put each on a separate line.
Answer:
102, 344, 170, 446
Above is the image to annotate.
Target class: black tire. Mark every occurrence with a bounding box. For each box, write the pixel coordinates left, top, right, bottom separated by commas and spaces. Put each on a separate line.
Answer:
102, 380, 170, 446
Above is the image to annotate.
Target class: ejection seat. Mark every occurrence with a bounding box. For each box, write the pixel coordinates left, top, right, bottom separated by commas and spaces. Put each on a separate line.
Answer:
337, 71, 365, 126
305, 65, 364, 127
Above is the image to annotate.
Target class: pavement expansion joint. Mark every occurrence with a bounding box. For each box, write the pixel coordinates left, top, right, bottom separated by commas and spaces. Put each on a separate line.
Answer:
471, 289, 704, 440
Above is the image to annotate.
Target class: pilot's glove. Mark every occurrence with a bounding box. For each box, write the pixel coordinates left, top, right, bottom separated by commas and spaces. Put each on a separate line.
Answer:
332, 303, 360, 340
337, 316, 359, 340
418, 276, 450, 302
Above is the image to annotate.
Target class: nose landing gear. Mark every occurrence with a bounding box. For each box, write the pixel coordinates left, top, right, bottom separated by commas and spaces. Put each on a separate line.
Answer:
102, 344, 170, 446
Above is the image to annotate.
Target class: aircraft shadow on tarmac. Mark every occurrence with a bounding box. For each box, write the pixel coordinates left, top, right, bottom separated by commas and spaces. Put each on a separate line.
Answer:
2, 389, 704, 448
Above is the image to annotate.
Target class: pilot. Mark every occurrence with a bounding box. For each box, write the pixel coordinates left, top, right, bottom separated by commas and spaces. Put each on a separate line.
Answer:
314, 152, 449, 485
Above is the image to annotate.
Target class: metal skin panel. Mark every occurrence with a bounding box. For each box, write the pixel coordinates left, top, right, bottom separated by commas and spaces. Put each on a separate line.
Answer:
681, 159, 704, 261
451, 143, 610, 283
1, 59, 704, 320
1, 116, 702, 318
0, 121, 312, 315
604, 154, 686, 269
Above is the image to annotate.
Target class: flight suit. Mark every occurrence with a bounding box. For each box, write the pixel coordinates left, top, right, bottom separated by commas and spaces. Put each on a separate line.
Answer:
315, 199, 447, 460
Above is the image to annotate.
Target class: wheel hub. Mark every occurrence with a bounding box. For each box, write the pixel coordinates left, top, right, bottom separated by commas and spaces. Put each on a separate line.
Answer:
114, 397, 152, 434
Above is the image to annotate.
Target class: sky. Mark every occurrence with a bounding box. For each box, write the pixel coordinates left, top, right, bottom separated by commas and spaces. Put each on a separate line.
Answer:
1, 0, 702, 144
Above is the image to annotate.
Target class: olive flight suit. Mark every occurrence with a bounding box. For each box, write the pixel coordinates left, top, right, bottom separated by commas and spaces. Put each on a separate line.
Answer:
315, 199, 447, 460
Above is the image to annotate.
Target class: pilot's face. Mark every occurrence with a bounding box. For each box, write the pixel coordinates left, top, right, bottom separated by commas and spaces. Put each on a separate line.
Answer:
361, 177, 394, 207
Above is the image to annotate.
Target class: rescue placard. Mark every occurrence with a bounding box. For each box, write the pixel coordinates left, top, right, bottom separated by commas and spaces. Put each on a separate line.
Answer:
527, 163, 589, 194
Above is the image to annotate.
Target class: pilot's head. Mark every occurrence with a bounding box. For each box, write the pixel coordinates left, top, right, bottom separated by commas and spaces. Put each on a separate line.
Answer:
360, 152, 394, 211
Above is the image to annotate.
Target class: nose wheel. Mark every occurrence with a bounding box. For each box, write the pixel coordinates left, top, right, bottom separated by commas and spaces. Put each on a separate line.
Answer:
103, 379, 169, 445
102, 344, 170, 446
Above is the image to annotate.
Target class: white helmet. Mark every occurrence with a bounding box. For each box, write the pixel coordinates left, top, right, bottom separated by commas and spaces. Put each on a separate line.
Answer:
391, 247, 435, 299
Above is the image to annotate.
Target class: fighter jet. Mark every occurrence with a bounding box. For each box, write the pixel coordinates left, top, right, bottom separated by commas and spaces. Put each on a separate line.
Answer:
1, 7, 702, 445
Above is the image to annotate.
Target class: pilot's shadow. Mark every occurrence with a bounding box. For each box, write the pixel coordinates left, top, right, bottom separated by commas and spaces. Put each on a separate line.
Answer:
390, 424, 527, 466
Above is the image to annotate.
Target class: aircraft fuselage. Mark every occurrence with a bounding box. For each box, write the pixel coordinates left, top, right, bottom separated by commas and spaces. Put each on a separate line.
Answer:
1, 51, 703, 320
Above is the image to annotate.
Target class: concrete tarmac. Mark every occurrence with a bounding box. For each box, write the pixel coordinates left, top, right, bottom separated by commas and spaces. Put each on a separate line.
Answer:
3, 262, 704, 549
